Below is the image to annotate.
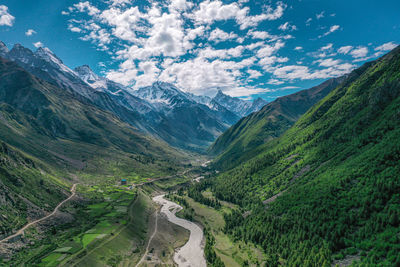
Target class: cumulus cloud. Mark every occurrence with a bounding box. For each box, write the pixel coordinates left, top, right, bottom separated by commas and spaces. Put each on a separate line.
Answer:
62, 0, 370, 97
247, 69, 262, 79
272, 62, 354, 81
350, 46, 368, 58
314, 58, 341, 67
375, 42, 397, 51
0, 5, 14, 26
209, 28, 238, 43
256, 40, 285, 58
25, 29, 36, 36
191, 0, 286, 29
73, 1, 100, 16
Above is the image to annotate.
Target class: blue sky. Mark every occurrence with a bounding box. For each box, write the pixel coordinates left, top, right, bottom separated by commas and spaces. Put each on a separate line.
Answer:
1, 0, 399, 100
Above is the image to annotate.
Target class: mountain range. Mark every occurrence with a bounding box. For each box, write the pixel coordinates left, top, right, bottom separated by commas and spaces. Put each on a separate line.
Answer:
0, 41, 267, 152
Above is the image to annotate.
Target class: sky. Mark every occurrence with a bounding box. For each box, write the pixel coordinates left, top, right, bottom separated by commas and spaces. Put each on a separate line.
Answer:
1, 0, 399, 100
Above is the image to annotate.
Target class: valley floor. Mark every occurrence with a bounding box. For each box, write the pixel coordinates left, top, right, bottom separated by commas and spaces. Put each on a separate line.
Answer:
0, 163, 269, 267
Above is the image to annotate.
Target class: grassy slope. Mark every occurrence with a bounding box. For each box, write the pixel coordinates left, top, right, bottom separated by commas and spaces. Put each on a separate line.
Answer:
209, 76, 345, 170
0, 57, 184, 175
0, 142, 68, 238
0, 57, 186, 239
212, 47, 400, 265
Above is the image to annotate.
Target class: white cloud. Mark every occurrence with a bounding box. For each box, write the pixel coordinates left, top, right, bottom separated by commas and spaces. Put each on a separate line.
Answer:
99, 6, 144, 43
256, 40, 285, 58
169, 0, 194, 12
319, 25, 340, 38
186, 26, 206, 40
73, 1, 100, 16
320, 43, 333, 51
197, 46, 244, 59
314, 58, 341, 67
79, 22, 111, 49
157, 56, 264, 96
278, 22, 297, 31
33, 42, 43, 48
247, 69, 262, 79
268, 78, 284, 85
236, 2, 287, 29
209, 28, 238, 43
108, 0, 131, 7
316, 11, 325, 19
350, 46, 368, 58
25, 29, 36, 36
62, 0, 367, 98
337, 45, 353, 54
271, 62, 355, 81
248, 30, 270, 40
375, 42, 397, 51
68, 25, 82, 33
0, 5, 15, 27
192, 1, 241, 24
246, 30, 291, 42
191, 0, 286, 29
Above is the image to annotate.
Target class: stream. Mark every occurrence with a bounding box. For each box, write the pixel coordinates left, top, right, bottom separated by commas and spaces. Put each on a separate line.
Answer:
153, 195, 206, 267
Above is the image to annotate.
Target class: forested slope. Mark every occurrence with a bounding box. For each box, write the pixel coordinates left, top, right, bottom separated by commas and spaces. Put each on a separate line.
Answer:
211, 47, 400, 266
209, 76, 345, 170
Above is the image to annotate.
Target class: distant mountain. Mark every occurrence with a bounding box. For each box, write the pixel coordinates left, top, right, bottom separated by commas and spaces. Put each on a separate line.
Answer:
74, 64, 159, 119
209, 76, 346, 169
1, 42, 266, 152
6, 44, 94, 98
212, 90, 252, 117
248, 97, 269, 113
193, 90, 268, 118
0, 41, 8, 57
211, 46, 400, 266
133, 81, 239, 151
0, 56, 181, 167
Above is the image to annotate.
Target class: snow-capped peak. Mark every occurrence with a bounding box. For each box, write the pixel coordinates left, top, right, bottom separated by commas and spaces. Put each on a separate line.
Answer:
0, 41, 8, 56
34, 47, 76, 75
74, 65, 107, 90
134, 81, 189, 105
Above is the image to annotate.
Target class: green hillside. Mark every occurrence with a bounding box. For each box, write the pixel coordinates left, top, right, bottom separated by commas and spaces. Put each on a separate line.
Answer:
211, 47, 400, 266
209, 76, 345, 171
0, 142, 68, 238
0, 57, 186, 239
0, 57, 184, 177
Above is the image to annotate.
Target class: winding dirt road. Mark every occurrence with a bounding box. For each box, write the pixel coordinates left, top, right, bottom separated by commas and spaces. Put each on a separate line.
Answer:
153, 195, 206, 267
135, 211, 159, 267
0, 183, 78, 244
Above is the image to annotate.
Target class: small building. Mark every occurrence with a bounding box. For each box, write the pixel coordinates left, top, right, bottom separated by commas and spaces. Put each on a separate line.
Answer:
121, 179, 127, 185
